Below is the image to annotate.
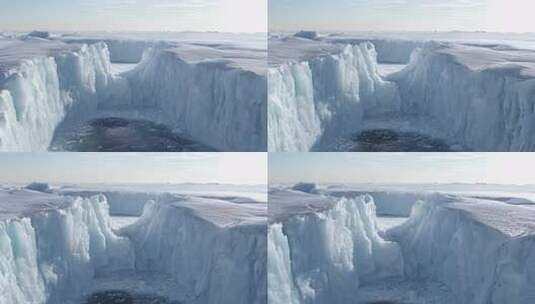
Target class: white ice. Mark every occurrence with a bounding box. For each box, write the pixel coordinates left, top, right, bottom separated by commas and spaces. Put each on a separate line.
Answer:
268, 183, 535, 304
0, 183, 267, 304
269, 31, 535, 151
0, 32, 267, 151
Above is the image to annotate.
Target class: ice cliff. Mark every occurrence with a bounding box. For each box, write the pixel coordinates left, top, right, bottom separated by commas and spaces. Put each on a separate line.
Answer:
0, 191, 133, 304
122, 196, 267, 304
268, 41, 400, 151
390, 43, 535, 151
388, 195, 535, 304
269, 33, 535, 151
0, 34, 266, 151
268, 190, 404, 304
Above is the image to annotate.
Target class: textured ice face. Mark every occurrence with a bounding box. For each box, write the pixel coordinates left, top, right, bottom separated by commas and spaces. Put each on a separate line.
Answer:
0, 33, 267, 152
269, 185, 535, 304
0, 185, 268, 304
0, 191, 134, 304
268, 40, 401, 151
268, 33, 535, 152
268, 192, 404, 304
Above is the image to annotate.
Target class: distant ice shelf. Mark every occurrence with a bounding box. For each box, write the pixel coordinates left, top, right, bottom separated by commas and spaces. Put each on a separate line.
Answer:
0, 32, 267, 151
268, 32, 535, 151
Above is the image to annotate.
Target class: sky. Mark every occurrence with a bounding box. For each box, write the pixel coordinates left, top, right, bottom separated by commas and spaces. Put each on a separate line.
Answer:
0, 153, 267, 185
0, 0, 267, 32
269, 153, 535, 185
270, 0, 535, 33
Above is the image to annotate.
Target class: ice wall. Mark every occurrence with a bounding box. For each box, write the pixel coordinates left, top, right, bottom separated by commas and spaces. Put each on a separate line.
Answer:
125, 48, 267, 151
122, 199, 267, 304
0, 195, 134, 304
1, 40, 266, 152
268, 43, 400, 151
268, 195, 404, 304
0, 43, 114, 151
389, 196, 535, 304
390, 43, 535, 151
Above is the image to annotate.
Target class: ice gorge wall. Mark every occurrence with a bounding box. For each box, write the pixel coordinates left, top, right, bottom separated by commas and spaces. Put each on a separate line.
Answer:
268, 33, 535, 151
268, 41, 400, 151
0, 193, 134, 304
391, 43, 535, 151
268, 187, 535, 304
0, 35, 266, 151
123, 197, 267, 304
0, 188, 267, 304
389, 196, 535, 304
268, 193, 404, 304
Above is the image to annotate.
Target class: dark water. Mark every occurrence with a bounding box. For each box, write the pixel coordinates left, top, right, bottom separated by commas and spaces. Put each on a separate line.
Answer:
52, 117, 217, 152
352, 129, 451, 152
84, 290, 180, 304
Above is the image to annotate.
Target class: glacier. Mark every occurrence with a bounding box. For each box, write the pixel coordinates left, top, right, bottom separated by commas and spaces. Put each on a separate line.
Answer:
0, 32, 267, 151
268, 32, 535, 151
268, 183, 535, 304
0, 183, 267, 304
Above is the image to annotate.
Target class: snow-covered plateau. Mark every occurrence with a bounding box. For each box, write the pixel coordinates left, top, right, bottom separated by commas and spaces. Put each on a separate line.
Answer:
268, 183, 535, 304
268, 32, 535, 151
0, 183, 267, 304
0, 32, 267, 151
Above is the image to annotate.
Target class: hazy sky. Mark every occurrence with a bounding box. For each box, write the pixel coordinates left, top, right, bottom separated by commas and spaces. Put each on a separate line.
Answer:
269, 153, 535, 185
270, 0, 535, 33
0, 153, 267, 185
0, 0, 267, 32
